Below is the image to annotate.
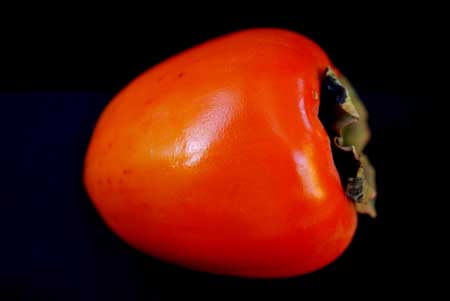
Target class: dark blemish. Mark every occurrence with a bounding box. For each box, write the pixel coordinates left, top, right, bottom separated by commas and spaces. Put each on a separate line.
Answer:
106, 178, 112, 184
177, 72, 185, 78
157, 75, 165, 82
123, 169, 130, 175
97, 179, 103, 185
323, 75, 347, 104
107, 142, 113, 149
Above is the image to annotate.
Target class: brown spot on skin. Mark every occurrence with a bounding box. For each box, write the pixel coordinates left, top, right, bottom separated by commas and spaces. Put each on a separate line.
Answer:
123, 169, 131, 175
313, 90, 319, 101
106, 178, 112, 184
177, 72, 185, 78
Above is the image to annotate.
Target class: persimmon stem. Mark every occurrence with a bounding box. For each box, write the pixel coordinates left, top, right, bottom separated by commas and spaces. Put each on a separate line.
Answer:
319, 67, 377, 217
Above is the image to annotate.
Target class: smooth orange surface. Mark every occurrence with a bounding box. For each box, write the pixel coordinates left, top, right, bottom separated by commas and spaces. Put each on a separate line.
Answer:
83, 28, 357, 278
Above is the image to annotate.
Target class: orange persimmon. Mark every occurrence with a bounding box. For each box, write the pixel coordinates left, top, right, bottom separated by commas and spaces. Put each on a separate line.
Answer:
84, 28, 375, 278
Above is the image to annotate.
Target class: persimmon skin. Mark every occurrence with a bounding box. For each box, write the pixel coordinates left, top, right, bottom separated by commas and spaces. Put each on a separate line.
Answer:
84, 28, 357, 278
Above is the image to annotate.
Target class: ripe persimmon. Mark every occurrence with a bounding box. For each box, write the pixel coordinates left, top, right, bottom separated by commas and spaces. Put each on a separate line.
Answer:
84, 28, 376, 278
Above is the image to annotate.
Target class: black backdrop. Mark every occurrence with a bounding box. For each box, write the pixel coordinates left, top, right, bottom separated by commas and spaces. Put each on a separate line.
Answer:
2, 14, 443, 300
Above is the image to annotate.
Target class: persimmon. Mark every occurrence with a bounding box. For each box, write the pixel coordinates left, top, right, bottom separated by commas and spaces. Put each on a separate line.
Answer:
84, 28, 376, 278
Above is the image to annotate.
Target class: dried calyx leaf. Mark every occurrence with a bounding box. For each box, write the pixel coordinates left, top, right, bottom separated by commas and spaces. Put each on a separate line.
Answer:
320, 67, 377, 217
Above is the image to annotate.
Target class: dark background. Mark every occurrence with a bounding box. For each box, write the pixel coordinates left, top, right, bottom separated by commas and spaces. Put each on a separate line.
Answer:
2, 14, 443, 300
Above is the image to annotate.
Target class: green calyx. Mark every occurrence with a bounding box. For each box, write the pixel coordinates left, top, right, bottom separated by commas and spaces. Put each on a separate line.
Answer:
322, 67, 377, 217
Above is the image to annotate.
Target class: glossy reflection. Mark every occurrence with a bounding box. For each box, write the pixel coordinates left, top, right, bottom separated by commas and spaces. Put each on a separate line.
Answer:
293, 147, 325, 200
298, 97, 312, 131
298, 79, 312, 131
175, 91, 237, 167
